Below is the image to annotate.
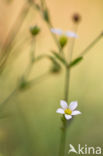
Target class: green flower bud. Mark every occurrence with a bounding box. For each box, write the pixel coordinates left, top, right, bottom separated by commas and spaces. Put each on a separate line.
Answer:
59, 36, 68, 48
30, 25, 40, 36
49, 56, 61, 73
50, 63, 61, 74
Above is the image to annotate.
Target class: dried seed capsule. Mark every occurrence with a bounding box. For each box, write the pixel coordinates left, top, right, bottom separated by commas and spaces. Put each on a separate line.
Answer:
72, 13, 81, 23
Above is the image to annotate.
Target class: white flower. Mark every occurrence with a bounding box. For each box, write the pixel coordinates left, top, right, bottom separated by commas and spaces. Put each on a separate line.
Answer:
56, 100, 81, 120
51, 28, 78, 38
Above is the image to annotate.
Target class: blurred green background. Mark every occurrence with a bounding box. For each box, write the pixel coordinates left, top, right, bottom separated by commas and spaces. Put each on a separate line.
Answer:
0, 0, 103, 156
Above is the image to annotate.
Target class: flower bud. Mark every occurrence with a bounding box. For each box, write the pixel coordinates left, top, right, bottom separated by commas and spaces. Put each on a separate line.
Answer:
72, 13, 81, 23
30, 25, 40, 36
59, 36, 68, 48
50, 64, 61, 73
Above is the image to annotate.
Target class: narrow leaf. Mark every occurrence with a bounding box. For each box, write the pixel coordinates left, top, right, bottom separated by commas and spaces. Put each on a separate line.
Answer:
52, 51, 67, 65
48, 56, 59, 64
69, 56, 83, 68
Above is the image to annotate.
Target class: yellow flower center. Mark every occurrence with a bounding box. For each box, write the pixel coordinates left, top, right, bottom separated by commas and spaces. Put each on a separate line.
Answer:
64, 108, 72, 115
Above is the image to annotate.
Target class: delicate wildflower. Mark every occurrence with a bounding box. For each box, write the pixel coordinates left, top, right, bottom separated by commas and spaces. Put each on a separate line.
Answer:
51, 28, 78, 38
56, 100, 81, 120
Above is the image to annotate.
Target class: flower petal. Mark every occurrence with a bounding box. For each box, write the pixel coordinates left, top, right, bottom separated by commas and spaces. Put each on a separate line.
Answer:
69, 101, 78, 111
51, 28, 63, 35
60, 100, 68, 109
66, 31, 78, 38
56, 108, 64, 114
72, 110, 81, 115
65, 114, 72, 120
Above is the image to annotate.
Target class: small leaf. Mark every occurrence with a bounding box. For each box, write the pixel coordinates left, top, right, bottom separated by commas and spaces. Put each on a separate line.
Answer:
48, 56, 60, 66
69, 56, 83, 68
52, 51, 67, 66
43, 9, 50, 23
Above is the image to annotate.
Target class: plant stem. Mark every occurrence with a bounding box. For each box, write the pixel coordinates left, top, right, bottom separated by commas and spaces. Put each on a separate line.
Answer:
79, 32, 103, 57
32, 1, 63, 54
0, 88, 18, 110
23, 38, 36, 79
59, 122, 67, 156
59, 67, 70, 156
39, 0, 60, 49
0, 71, 50, 111
29, 71, 50, 85
48, 23, 63, 53
59, 23, 78, 156
64, 69, 70, 101
0, 3, 31, 72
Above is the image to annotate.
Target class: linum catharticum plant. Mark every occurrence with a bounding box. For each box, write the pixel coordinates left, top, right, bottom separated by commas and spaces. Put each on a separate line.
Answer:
0, 0, 103, 156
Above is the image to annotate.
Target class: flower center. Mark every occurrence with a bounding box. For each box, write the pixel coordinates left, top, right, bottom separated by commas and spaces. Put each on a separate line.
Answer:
64, 108, 72, 115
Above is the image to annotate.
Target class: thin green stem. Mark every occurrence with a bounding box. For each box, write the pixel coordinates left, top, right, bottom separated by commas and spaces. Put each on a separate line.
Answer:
41, 0, 63, 54
48, 23, 63, 53
59, 122, 67, 156
59, 24, 78, 156
68, 24, 78, 62
32, 1, 63, 54
0, 71, 50, 111
0, 3, 31, 72
58, 62, 71, 156
23, 38, 36, 78
79, 32, 103, 57
29, 71, 50, 85
59, 68, 70, 156
64, 69, 70, 101
0, 88, 18, 110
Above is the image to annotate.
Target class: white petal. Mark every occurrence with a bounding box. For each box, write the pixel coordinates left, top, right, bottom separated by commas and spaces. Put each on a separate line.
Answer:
72, 110, 81, 115
65, 114, 72, 120
56, 108, 64, 114
51, 28, 63, 35
66, 31, 78, 38
60, 100, 68, 109
69, 101, 78, 111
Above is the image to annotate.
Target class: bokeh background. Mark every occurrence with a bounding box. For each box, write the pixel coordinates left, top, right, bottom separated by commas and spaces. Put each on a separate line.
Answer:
0, 0, 103, 156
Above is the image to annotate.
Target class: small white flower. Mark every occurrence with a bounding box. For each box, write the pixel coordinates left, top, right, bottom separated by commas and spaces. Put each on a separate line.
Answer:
56, 100, 81, 120
51, 28, 78, 38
